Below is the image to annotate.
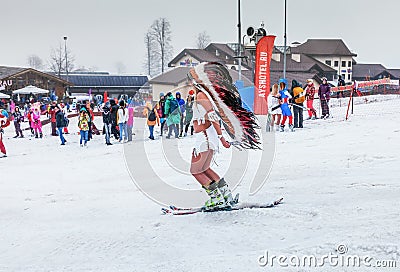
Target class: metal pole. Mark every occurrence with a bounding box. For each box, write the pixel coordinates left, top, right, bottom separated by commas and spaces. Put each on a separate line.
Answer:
283, 0, 287, 79
64, 36, 68, 82
238, 0, 242, 80
63, 36, 69, 98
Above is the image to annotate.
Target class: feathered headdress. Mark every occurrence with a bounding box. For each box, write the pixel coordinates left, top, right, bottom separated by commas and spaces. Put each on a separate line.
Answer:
188, 62, 260, 149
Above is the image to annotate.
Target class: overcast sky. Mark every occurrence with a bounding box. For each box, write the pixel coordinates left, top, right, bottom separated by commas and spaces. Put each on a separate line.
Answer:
1, 0, 399, 75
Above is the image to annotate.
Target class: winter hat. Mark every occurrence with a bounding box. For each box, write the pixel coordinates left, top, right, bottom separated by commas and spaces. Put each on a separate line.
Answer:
176, 92, 181, 98
189, 89, 195, 95
321, 77, 327, 82
278, 78, 288, 85
306, 79, 313, 84
159, 92, 165, 97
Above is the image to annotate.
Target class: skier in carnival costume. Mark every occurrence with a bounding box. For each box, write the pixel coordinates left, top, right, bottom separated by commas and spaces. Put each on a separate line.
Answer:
187, 62, 261, 210
0, 109, 10, 157
278, 78, 294, 132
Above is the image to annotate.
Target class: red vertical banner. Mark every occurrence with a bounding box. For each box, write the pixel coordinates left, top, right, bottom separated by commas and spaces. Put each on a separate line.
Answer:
254, 35, 276, 115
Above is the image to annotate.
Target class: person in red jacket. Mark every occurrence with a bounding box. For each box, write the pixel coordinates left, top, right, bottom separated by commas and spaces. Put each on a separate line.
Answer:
305, 79, 317, 120
0, 110, 10, 157
48, 101, 57, 136
26, 107, 35, 135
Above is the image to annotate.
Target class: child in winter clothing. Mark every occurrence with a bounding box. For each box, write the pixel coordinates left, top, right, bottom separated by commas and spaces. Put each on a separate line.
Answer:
305, 79, 317, 119
12, 106, 24, 138
278, 78, 294, 132
267, 84, 282, 132
78, 108, 90, 146
32, 107, 43, 138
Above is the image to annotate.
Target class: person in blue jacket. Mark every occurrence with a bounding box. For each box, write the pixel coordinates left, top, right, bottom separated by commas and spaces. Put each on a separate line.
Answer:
278, 78, 294, 132
176, 92, 185, 137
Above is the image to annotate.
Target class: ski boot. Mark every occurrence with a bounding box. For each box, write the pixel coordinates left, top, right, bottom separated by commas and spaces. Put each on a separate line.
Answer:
280, 125, 285, 132
289, 124, 295, 132
39, 132, 43, 138
203, 181, 228, 211
218, 178, 235, 206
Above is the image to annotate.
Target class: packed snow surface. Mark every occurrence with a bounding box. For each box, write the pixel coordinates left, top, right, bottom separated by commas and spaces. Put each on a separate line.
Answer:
1, 96, 399, 271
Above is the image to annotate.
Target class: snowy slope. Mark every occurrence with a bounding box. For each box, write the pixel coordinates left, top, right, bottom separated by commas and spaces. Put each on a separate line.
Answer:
0, 98, 399, 271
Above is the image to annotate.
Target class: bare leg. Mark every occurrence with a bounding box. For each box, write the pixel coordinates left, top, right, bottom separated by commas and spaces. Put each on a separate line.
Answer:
204, 168, 220, 183
190, 149, 215, 187
276, 114, 282, 126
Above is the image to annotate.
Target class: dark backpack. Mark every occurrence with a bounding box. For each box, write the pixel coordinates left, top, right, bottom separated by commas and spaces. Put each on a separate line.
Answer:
169, 99, 178, 114
147, 108, 156, 121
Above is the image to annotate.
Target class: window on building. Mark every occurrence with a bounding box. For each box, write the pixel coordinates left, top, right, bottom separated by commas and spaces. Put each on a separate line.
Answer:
348, 61, 352, 67
342, 74, 346, 79
334, 61, 339, 67
347, 74, 351, 80
342, 61, 346, 67
325, 60, 332, 66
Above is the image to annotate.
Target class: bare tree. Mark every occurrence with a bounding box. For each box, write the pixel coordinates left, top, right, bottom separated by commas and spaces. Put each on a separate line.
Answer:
143, 31, 159, 77
149, 17, 173, 74
48, 42, 75, 77
196, 31, 211, 49
27, 55, 44, 70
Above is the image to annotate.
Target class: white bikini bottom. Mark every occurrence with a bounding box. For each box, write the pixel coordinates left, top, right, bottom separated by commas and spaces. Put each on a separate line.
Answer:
193, 125, 219, 154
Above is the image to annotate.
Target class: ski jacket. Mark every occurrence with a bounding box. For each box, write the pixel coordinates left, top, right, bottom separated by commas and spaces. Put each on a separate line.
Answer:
12, 111, 23, 123
318, 83, 331, 101
56, 110, 66, 128
32, 110, 42, 128
127, 106, 134, 127
143, 105, 159, 126
164, 95, 181, 126
102, 106, 112, 124
110, 104, 119, 123
117, 107, 128, 124
305, 84, 316, 100
292, 86, 305, 104
156, 99, 165, 118
78, 114, 90, 131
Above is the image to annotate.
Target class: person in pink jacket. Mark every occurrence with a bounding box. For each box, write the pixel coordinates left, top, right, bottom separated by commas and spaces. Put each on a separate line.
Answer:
32, 107, 43, 138
127, 104, 134, 142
